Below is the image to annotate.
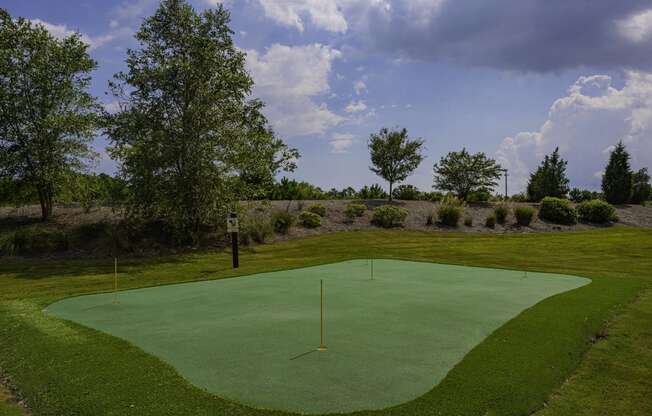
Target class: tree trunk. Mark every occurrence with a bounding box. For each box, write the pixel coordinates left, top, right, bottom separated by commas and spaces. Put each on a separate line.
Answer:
37, 185, 54, 221
37, 187, 48, 222
388, 181, 393, 201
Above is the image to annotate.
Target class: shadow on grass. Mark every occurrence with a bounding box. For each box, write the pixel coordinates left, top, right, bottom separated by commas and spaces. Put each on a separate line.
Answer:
0, 254, 193, 281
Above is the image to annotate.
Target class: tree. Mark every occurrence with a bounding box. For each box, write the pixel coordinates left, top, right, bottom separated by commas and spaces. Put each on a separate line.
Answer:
602, 142, 632, 204
0, 9, 99, 220
526, 147, 570, 202
432, 148, 502, 200
631, 168, 651, 204
358, 184, 387, 200
392, 184, 421, 200
105, 0, 298, 243
368, 127, 424, 201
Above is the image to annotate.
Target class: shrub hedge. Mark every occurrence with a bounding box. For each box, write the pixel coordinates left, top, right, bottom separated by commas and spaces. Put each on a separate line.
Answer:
307, 204, 326, 217
371, 205, 408, 228
344, 203, 366, 219
577, 200, 617, 224
299, 211, 322, 228
538, 197, 577, 225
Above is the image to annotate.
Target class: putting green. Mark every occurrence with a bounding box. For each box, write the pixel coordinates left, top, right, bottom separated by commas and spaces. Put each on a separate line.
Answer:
46, 259, 589, 414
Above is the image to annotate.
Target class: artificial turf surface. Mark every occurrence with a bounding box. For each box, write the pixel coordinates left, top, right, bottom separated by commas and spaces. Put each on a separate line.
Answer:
46, 259, 589, 413
0, 228, 651, 415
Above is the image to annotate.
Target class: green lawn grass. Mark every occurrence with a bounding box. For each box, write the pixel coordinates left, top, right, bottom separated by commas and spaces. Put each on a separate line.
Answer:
0, 227, 651, 415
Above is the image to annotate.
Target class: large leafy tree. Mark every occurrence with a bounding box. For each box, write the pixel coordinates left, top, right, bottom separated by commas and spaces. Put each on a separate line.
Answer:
526, 147, 570, 202
105, 0, 298, 242
432, 148, 502, 200
0, 9, 99, 220
368, 127, 424, 201
602, 142, 632, 204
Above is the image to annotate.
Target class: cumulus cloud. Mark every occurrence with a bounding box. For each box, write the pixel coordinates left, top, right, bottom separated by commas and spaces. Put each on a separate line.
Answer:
497, 71, 652, 192
345, 100, 367, 113
262, 1, 652, 72
330, 133, 356, 153
31, 19, 118, 51
617, 8, 652, 43
364, 1, 652, 71
246, 44, 344, 137
257, 0, 348, 33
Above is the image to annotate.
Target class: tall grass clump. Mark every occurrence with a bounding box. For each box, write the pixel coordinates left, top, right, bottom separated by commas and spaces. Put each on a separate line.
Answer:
436, 197, 463, 227
485, 214, 496, 228
514, 206, 536, 226
494, 204, 510, 224
271, 210, 295, 234
344, 203, 366, 223
240, 215, 274, 244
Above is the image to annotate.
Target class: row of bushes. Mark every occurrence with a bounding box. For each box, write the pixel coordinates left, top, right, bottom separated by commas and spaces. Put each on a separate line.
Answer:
539, 197, 617, 225
418, 198, 617, 229
256, 198, 618, 238
425, 201, 536, 228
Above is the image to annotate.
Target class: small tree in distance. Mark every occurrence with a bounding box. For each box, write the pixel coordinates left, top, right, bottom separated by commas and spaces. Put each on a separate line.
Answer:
368, 127, 424, 201
602, 142, 632, 204
432, 148, 502, 200
526, 147, 570, 202
630, 168, 651, 204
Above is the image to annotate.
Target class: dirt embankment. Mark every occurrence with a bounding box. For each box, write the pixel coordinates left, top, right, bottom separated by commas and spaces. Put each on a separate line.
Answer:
250, 200, 652, 241
1, 201, 651, 258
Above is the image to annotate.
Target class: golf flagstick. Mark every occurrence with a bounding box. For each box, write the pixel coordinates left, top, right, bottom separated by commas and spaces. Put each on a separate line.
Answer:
113, 257, 118, 304
318, 279, 327, 352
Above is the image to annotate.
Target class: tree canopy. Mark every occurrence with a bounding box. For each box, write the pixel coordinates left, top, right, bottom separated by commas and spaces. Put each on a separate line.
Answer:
602, 142, 632, 204
526, 147, 570, 202
432, 149, 502, 200
105, 0, 297, 242
0, 9, 99, 220
368, 127, 424, 201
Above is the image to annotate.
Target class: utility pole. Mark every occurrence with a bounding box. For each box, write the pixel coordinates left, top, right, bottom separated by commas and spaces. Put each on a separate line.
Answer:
501, 168, 509, 200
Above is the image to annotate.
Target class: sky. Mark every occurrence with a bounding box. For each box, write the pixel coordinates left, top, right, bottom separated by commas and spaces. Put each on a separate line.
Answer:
4, 0, 652, 194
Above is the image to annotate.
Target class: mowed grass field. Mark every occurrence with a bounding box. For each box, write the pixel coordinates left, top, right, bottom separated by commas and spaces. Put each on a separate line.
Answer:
0, 227, 651, 415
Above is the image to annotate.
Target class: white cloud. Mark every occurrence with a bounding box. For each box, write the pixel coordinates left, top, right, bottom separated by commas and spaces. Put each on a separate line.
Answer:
246, 44, 344, 137
617, 9, 652, 43
257, 0, 348, 33
329, 133, 356, 153
497, 71, 652, 192
113, 0, 158, 21
31, 19, 116, 51
345, 100, 367, 113
353, 79, 367, 95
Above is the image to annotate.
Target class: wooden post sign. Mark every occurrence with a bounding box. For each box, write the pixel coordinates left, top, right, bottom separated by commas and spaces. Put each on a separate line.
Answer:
228, 213, 239, 268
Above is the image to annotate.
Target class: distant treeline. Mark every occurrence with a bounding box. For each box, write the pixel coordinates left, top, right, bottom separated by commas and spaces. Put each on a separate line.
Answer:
0, 173, 128, 211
